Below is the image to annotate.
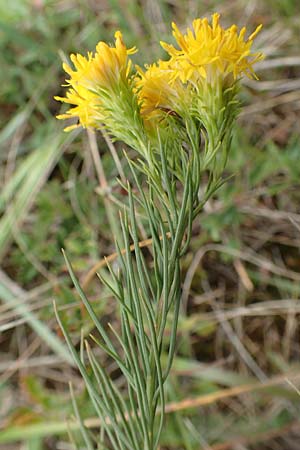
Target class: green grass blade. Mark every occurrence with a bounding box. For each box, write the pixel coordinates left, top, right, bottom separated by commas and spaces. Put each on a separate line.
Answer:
0, 272, 73, 365
0, 129, 75, 260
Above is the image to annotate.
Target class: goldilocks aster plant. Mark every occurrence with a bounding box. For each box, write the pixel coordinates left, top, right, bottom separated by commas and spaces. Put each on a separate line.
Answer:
55, 13, 263, 450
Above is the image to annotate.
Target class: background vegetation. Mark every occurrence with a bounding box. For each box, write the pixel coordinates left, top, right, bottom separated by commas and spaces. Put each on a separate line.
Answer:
1, 0, 300, 448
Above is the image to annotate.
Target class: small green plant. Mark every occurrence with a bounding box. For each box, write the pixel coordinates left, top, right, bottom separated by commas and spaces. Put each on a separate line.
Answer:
55, 13, 263, 450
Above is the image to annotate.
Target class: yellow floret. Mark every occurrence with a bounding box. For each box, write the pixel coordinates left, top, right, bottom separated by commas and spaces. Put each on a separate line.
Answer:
55, 85, 103, 130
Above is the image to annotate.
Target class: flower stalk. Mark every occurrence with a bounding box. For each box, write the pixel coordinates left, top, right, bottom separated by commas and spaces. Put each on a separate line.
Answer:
55, 13, 263, 450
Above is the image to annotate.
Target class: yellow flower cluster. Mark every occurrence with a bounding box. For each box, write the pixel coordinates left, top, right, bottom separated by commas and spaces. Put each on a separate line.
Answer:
55, 31, 136, 131
56, 14, 263, 131
160, 13, 263, 83
137, 13, 263, 119
134, 60, 187, 120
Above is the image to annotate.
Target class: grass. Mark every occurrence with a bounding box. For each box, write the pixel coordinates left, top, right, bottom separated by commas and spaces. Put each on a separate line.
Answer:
1, 0, 300, 449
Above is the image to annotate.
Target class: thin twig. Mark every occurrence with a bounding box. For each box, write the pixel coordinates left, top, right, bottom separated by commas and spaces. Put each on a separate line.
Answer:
67, 371, 300, 429
101, 129, 126, 183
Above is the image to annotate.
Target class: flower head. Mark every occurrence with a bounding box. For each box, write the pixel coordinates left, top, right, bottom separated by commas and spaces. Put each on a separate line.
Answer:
135, 60, 186, 121
55, 31, 136, 131
161, 13, 263, 84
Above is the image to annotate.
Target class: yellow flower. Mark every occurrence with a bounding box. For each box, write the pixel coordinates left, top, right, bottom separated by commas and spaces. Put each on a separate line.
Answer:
160, 13, 264, 84
135, 60, 186, 121
55, 31, 136, 130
